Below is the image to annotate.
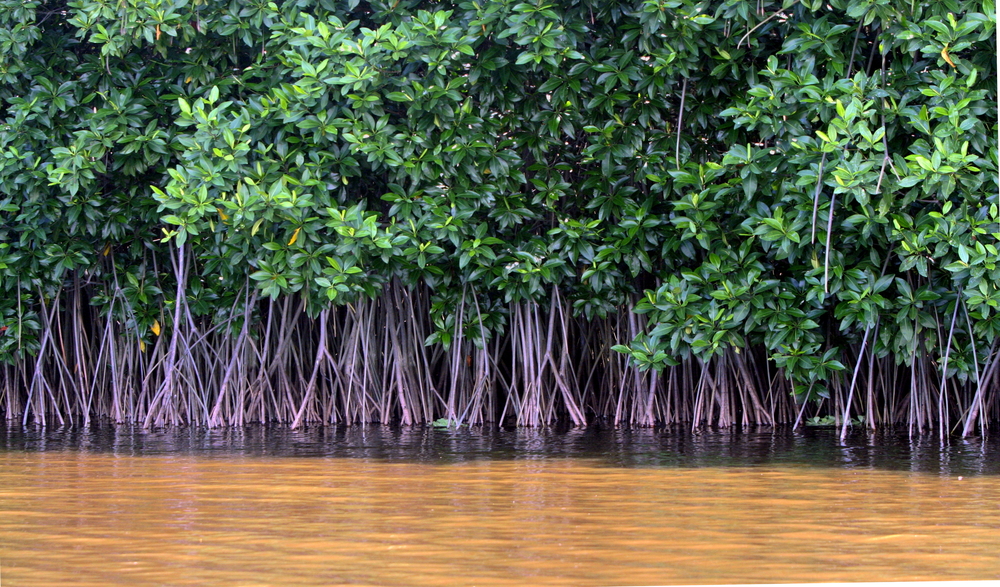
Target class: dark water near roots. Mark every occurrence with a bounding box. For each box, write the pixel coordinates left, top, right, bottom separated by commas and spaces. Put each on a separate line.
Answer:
3, 424, 999, 475
1, 424, 999, 585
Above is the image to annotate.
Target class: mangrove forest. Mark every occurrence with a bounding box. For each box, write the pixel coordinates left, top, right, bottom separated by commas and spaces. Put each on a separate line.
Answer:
0, 0, 997, 435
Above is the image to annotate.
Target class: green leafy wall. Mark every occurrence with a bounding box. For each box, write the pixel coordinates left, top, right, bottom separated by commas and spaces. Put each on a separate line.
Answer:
0, 0, 996, 429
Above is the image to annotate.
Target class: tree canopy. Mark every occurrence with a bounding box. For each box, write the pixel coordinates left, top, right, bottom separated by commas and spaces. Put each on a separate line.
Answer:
0, 0, 997, 430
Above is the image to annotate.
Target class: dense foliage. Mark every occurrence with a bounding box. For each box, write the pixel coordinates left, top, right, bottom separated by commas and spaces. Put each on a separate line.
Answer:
0, 0, 997, 431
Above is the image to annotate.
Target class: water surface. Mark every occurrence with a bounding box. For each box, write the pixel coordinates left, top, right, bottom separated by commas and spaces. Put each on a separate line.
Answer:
1, 426, 998, 585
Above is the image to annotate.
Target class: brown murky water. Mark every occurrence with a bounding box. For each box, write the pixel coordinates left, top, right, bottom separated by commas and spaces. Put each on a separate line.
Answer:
1, 438, 999, 586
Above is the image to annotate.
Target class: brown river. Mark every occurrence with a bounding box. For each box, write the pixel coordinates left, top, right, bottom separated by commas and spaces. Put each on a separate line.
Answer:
0, 426, 998, 586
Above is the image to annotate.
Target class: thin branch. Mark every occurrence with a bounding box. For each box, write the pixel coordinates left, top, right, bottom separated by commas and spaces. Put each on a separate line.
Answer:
675, 77, 688, 171
811, 152, 826, 244
737, 2, 797, 49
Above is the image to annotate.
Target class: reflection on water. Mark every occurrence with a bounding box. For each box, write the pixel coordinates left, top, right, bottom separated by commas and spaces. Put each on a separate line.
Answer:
2, 424, 999, 475
0, 426, 998, 585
